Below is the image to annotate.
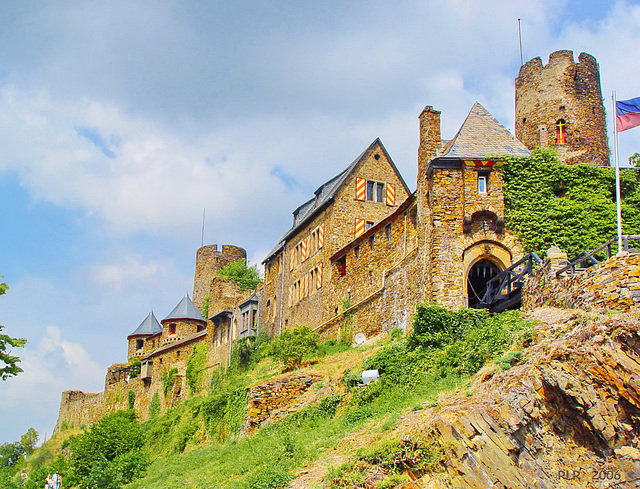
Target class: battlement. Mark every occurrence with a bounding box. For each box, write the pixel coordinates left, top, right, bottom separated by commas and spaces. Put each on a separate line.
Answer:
515, 50, 609, 166
517, 50, 599, 80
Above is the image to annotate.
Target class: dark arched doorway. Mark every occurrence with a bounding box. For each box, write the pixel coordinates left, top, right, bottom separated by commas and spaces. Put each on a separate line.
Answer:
467, 259, 501, 308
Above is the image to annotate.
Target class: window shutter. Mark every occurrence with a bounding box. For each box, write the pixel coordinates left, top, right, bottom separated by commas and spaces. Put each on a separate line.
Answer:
386, 183, 396, 206
355, 218, 365, 237
289, 249, 295, 271
355, 178, 366, 200
317, 263, 323, 289
301, 237, 308, 261
318, 224, 324, 249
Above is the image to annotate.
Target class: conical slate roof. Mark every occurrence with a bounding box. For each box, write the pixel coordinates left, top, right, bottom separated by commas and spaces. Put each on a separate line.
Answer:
128, 310, 162, 338
162, 293, 205, 323
438, 102, 530, 160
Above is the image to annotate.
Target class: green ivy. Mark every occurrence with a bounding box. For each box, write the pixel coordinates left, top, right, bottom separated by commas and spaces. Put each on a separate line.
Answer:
500, 147, 640, 258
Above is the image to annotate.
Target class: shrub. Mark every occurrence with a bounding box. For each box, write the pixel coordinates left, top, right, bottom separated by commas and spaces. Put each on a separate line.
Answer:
271, 326, 319, 370
186, 343, 208, 394
66, 410, 148, 489
149, 392, 161, 418
127, 390, 136, 410
161, 368, 179, 397
218, 259, 263, 291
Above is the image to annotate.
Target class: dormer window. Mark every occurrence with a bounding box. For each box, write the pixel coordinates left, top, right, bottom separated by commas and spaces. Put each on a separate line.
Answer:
556, 119, 567, 144
136, 339, 143, 350
169, 323, 176, 335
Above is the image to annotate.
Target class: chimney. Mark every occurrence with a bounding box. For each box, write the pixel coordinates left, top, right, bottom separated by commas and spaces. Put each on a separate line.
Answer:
418, 106, 441, 183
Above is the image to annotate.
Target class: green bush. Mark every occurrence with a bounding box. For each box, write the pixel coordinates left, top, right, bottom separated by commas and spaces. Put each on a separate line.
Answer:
161, 368, 179, 397
149, 392, 161, 418
271, 326, 319, 370
218, 258, 263, 291
186, 343, 208, 394
127, 389, 136, 410
66, 410, 147, 489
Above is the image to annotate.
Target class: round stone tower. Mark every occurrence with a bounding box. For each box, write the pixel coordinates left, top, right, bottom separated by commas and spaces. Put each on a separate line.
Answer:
192, 244, 247, 312
515, 50, 609, 166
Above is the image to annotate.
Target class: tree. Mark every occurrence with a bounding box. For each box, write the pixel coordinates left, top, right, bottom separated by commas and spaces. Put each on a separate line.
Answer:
630, 152, 640, 167
217, 259, 263, 291
66, 410, 147, 489
0, 279, 26, 381
272, 326, 319, 370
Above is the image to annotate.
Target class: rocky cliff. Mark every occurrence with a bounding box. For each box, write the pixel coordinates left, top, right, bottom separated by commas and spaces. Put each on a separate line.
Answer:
394, 307, 640, 488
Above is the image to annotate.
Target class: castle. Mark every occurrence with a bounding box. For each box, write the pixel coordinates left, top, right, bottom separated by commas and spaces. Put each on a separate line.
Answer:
54, 50, 611, 430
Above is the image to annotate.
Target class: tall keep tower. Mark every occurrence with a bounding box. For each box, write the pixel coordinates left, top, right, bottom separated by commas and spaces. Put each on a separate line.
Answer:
515, 50, 609, 166
192, 244, 247, 312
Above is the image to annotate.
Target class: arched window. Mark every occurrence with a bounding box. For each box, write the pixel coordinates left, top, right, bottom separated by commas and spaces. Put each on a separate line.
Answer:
556, 119, 567, 144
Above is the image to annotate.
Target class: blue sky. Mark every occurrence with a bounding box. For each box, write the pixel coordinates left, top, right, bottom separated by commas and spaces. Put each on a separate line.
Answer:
1, 0, 640, 444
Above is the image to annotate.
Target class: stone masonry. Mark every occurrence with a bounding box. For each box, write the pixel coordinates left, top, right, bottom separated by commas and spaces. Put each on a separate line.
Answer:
515, 50, 609, 166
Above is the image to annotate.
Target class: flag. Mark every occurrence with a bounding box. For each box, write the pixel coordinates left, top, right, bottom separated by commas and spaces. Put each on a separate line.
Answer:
616, 97, 640, 132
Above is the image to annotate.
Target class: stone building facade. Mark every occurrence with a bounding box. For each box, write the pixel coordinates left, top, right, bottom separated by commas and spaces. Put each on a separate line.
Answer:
259, 139, 411, 337
56, 50, 614, 433
515, 50, 610, 166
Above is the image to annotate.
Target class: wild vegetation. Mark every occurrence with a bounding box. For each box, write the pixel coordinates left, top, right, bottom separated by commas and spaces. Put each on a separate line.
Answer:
217, 258, 263, 291
501, 147, 640, 258
0, 278, 26, 381
4, 304, 532, 488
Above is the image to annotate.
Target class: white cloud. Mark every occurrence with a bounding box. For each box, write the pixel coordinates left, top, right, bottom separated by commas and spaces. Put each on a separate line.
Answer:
0, 326, 105, 441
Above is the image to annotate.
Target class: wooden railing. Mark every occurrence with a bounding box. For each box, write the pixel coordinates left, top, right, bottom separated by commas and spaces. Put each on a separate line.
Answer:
478, 252, 542, 310
555, 235, 640, 277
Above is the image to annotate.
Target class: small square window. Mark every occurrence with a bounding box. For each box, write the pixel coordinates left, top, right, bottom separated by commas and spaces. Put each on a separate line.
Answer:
354, 246, 360, 258
376, 183, 384, 202
366, 221, 374, 230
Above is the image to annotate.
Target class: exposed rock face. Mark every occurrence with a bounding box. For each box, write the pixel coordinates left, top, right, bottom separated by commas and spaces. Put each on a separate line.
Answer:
400, 308, 640, 488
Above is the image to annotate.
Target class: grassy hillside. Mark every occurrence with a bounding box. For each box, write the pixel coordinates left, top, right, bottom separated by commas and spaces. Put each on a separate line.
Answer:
3, 305, 532, 489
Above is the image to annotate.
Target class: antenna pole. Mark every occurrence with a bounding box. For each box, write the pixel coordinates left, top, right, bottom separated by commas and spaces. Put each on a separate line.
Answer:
201, 208, 206, 248
518, 19, 523, 66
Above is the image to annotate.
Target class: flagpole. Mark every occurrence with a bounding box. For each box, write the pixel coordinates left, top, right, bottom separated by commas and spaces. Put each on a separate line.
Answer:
613, 90, 623, 254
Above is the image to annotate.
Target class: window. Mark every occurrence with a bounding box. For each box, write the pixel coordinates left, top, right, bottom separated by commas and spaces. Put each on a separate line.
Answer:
336, 256, 346, 276
136, 339, 143, 350
366, 180, 374, 201
366, 221, 374, 230
556, 119, 567, 144
385, 224, 392, 242
169, 323, 176, 335
376, 183, 384, 202
478, 175, 487, 194
354, 245, 360, 259
369, 235, 375, 251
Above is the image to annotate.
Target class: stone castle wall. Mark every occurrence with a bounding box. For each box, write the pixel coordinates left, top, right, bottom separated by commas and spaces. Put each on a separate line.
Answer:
242, 372, 323, 434
523, 251, 640, 312
193, 245, 246, 312
515, 50, 609, 166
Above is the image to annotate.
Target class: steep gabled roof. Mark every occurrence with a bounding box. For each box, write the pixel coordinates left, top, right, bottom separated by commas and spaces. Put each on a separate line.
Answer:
263, 138, 408, 263
438, 102, 530, 160
162, 293, 205, 323
128, 310, 162, 338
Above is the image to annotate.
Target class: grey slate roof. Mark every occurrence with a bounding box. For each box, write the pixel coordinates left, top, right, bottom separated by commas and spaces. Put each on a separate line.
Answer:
162, 293, 205, 323
437, 102, 530, 160
128, 310, 163, 338
263, 138, 408, 263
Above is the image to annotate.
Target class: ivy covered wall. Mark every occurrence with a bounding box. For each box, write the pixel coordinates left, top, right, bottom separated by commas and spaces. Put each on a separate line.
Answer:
501, 148, 640, 258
